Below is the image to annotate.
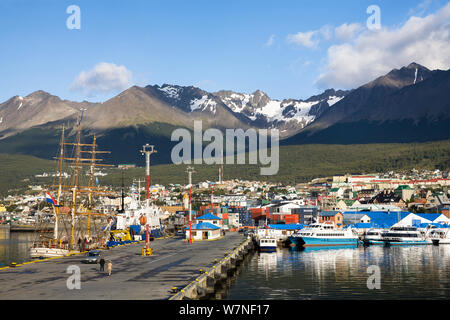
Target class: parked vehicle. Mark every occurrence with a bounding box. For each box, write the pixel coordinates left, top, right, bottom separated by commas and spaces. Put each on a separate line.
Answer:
82, 250, 101, 264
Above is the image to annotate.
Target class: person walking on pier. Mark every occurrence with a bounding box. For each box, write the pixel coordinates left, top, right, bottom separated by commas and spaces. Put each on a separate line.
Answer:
99, 257, 105, 272
107, 260, 112, 276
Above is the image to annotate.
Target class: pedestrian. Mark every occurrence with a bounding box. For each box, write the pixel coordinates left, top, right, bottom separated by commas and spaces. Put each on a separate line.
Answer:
99, 256, 105, 272
107, 260, 112, 276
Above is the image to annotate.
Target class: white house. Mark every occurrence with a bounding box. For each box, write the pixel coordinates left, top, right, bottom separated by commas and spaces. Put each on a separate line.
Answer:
270, 202, 301, 214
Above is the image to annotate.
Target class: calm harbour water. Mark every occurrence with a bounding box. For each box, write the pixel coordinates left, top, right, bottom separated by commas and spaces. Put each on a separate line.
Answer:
0, 230, 34, 266
224, 244, 450, 300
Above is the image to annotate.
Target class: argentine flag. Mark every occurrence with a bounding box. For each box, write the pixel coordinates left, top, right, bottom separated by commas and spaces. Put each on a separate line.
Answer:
45, 191, 59, 207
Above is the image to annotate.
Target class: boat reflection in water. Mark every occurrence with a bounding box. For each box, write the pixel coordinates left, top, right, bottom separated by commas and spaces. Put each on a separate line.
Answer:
290, 245, 358, 252
225, 244, 450, 300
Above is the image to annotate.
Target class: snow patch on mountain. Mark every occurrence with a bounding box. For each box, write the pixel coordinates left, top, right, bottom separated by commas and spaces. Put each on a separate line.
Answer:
158, 85, 181, 100
220, 93, 252, 113
327, 96, 344, 106
190, 95, 217, 113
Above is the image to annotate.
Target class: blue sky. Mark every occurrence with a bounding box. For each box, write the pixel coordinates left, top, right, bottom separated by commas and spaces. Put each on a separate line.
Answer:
0, 0, 449, 103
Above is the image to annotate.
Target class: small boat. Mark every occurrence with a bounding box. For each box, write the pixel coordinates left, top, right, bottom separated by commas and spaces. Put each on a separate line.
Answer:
362, 229, 385, 245
258, 237, 277, 252
30, 247, 71, 259
295, 222, 358, 247
381, 226, 427, 245
426, 227, 450, 245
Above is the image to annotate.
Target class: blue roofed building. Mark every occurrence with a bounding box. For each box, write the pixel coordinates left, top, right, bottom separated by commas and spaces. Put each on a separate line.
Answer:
342, 211, 411, 229
196, 212, 223, 228
185, 222, 222, 241
343, 211, 450, 229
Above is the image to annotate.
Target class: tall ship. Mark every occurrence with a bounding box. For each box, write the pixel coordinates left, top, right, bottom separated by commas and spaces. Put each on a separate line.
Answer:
30, 112, 114, 258
289, 222, 358, 247
381, 226, 427, 245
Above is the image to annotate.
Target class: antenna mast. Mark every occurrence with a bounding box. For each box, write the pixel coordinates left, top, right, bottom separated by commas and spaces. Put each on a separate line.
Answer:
140, 144, 157, 208
186, 166, 196, 244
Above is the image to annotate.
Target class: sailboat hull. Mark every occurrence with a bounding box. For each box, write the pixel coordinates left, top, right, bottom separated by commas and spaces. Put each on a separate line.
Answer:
30, 247, 70, 258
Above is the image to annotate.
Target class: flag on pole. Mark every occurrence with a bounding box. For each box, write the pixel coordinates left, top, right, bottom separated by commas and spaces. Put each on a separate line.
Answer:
45, 190, 59, 207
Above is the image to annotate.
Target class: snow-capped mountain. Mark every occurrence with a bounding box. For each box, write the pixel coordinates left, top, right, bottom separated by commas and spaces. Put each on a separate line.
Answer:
214, 88, 347, 134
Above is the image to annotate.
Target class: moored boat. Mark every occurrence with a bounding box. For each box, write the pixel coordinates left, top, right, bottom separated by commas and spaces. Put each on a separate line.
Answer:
362, 228, 385, 245
381, 226, 427, 245
426, 227, 450, 245
295, 222, 358, 247
288, 232, 305, 247
29, 247, 71, 258
258, 237, 277, 252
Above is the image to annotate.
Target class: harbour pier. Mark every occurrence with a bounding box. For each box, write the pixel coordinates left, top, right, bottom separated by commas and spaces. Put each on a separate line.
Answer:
169, 236, 255, 300
0, 232, 253, 299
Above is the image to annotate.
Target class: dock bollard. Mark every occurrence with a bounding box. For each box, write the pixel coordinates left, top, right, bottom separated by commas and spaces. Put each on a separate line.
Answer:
142, 247, 153, 256
11, 262, 17, 267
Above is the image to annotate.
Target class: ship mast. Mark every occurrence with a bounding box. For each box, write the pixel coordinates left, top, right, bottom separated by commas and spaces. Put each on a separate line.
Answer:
70, 114, 83, 249
54, 125, 65, 242
54, 109, 113, 250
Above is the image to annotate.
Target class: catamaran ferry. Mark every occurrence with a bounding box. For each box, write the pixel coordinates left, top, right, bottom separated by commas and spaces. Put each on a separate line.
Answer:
381, 226, 427, 245
292, 223, 358, 246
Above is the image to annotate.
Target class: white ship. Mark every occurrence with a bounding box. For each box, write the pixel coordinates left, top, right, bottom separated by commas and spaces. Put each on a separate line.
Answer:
292, 223, 358, 247
361, 228, 385, 245
381, 226, 427, 245
426, 227, 450, 245
109, 144, 165, 245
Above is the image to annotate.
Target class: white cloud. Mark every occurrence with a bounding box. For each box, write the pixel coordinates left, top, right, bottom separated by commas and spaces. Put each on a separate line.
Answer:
408, 0, 433, 16
316, 3, 450, 89
319, 25, 333, 41
70, 62, 133, 96
287, 30, 320, 48
265, 35, 275, 47
334, 23, 363, 42
287, 25, 333, 48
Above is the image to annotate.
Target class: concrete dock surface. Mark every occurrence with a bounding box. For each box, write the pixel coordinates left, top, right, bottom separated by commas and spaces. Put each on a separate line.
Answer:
0, 232, 246, 300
